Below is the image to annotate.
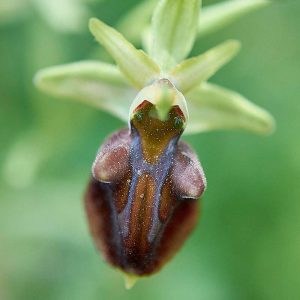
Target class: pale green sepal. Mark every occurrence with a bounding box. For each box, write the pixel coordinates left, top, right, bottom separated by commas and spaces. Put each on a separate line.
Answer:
199, 0, 270, 38
129, 78, 188, 123
117, 0, 157, 45
184, 82, 275, 135
89, 18, 160, 89
151, 0, 201, 71
170, 40, 241, 94
34, 61, 135, 122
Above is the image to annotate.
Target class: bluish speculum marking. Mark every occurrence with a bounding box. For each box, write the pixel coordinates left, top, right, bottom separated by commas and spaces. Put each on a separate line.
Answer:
119, 125, 178, 242
121, 101, 184, 245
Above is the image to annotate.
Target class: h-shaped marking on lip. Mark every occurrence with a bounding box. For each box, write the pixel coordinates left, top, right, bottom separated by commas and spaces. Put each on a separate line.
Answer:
118, 129, 178, 243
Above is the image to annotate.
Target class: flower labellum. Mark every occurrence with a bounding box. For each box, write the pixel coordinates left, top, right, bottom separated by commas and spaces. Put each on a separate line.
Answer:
85, 79, 206, 278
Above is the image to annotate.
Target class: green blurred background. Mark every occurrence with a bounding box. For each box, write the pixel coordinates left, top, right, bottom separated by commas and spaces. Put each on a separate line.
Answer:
1, 0, 300, 299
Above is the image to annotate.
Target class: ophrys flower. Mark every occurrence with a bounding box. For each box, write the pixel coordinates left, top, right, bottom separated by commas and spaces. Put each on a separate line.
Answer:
34, 0, 274, 288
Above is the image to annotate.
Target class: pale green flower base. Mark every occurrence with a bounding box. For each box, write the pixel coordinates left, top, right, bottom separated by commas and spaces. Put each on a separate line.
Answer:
35, 0, 274, 136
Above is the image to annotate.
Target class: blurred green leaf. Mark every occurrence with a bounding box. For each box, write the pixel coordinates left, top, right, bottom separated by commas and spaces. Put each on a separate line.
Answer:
89, 18, 160, 89
2, 131, 49, 189
184, 82, 275, 135
34, 61, 135, 121
198, 0, 270, 38
151, 0, 201, 70
170, 40, 240, 93
32, 0, 90, 33
117, 0, 157, 45
0, 0, 28, 25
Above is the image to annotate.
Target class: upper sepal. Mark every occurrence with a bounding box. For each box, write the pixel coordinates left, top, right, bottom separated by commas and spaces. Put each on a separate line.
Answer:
151, 0, 201, 70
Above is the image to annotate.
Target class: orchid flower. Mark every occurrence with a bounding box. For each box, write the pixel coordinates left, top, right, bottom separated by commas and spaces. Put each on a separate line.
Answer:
34, 0, 274, 289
